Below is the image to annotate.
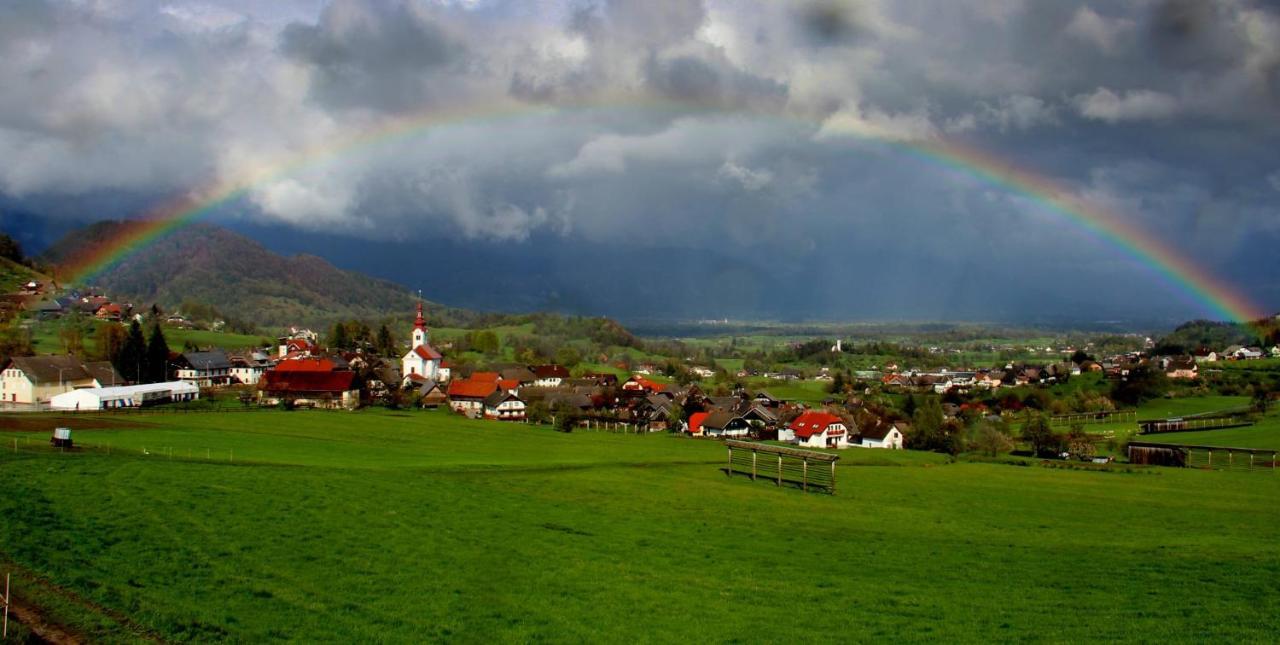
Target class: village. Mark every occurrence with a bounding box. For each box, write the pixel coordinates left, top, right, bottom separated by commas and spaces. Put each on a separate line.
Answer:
6, 277, 1279, 456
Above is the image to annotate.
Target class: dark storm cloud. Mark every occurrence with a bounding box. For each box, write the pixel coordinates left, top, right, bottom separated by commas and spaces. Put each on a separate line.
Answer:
2, 0, 1279, 320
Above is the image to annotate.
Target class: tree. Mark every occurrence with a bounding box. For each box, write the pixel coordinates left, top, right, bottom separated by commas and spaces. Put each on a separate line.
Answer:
1110, 364, 1170, 406
116, 320, 147, 384
828, 370, 846, 395
0, 233, 23, 263
93, 323, 128, 363
328, 322, 349, 351
970, 421, 1013, 457
555, 346, 582, 368
1070, 349, 1092, 364
1020, 413, 1061, 457
1065, 423, 1095, 458
145, 323, 171, 384
1252, 386, 1272, 414
910, 397, 946, 451
376, 324, 396, 357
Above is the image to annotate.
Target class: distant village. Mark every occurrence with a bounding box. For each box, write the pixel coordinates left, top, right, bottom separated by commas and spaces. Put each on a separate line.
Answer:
3, 278, 1279, 452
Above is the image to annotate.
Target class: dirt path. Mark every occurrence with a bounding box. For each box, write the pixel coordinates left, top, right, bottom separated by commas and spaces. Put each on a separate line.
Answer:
7, 596, 83, 645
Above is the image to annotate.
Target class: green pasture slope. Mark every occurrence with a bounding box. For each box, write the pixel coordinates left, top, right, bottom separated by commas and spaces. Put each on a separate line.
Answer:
2, 410, 1278, 642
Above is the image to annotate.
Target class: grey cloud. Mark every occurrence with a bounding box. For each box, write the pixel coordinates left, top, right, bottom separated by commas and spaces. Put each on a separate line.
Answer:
280, 0, 466, 111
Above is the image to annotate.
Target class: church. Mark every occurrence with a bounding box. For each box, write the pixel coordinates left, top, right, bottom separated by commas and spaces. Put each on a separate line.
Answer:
401, 302, 444, 385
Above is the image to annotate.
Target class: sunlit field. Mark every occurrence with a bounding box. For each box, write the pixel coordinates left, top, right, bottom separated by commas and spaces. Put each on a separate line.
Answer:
2, 409, 1278, 642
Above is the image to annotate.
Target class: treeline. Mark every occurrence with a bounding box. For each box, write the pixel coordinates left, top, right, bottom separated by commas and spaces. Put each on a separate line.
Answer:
101, 319, 172, 384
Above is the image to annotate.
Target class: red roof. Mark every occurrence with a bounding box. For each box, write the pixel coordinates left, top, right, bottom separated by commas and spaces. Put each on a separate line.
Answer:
470, 371, 500, 382
447, 379, 499, 399
497, 378, 520, 391
623, 376, 665, 393
274, 358, 335, 372
532, 364, 570, 379
788, 411, 845, 439
260, 370, 357, 394
688, 412, 708, 435
413, 344, 443, 360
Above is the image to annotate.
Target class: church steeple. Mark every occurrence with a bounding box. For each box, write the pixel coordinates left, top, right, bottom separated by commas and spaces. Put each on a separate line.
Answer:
411, 300, 428, 349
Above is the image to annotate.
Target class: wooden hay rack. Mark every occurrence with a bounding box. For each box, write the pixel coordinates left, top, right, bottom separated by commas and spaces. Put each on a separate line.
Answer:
724, 440, 839, 494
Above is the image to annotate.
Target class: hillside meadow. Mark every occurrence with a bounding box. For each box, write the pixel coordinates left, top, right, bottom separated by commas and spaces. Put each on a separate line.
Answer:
1, 409, 1278, 642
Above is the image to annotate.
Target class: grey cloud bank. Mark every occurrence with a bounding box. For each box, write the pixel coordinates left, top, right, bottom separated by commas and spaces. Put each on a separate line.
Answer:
0, 0, 1277, 322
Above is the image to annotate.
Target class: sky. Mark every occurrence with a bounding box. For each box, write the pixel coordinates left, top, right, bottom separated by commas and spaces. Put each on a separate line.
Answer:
0, 0, 1278, 324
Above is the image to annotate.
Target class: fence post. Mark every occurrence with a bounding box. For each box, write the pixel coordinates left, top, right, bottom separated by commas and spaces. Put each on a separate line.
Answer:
830, 460, 836, 495
726, 446, 732, 477
802, 457, 808, 492
751, 450, 757, 481
777, 455, 782, 486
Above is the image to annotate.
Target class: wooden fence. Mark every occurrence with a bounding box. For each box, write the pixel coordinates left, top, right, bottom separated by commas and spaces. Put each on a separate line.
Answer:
1050, 410, 1136, 425
724, 439, 838, 494
1128, 441, 1278, 472
1137, 413, 1254, 435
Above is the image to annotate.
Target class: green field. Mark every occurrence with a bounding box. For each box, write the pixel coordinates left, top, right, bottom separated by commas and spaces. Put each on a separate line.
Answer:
2, 409, 1279, 641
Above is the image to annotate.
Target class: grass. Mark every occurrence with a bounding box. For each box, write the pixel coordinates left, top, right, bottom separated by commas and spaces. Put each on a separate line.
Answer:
1, 408, 1279, 641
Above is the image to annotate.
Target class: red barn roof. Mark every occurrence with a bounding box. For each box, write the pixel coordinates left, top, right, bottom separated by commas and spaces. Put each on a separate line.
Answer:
688, 411, 709, 435
470, 371, 500, 382
260, 370, 357, 394
448, 379, 499, 399
788, 411, 845, 439
274, 358, 336, 372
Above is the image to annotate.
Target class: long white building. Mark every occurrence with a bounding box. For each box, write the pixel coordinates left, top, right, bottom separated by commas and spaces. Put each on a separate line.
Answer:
49, 381, 199, 411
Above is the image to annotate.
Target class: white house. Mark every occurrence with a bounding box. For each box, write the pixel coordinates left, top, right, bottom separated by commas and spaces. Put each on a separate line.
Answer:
50, 381, 199, 410
175, 351, 232, 387
532, 364, 570, 388
780, 411, 849, 449
1, 356, 96, 405
700, 411, 752, 438
857, 424, 905, 449
229, 351, 273, 385
482, 390, 526, 421
401, 303, 444, 385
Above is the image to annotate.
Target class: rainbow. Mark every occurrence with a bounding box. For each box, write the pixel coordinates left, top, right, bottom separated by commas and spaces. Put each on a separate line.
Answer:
58, 97, 1267, 324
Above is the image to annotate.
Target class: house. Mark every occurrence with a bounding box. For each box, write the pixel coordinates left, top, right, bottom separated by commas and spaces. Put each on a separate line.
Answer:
258, 369, 360, 409
0, 355, 96, 405
417, 380, 448, 408
752, 390, 782, 408
699, 411, 752, 438
50, 381, 199, 410
401, 303, 444, 385
447, 379, 500, 417
1191, 348, 1219, 363
882, 373, 910, 388
95, 303, 127, 321
483, 389, 526, 421
1164, 357, 1199, 380
229, 351, 273, 385
174, 351, 232, 387
689, 366, 716, 379
622, 375, 665, 395
532, 364, 570, 388
780, 411, 849, 449
1271, 347, 1280, 359
500, 366, 537, 386
857, 423, 904, 449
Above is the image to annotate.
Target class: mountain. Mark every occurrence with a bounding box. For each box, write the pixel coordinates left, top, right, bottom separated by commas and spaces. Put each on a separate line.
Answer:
40, 221, 425, 328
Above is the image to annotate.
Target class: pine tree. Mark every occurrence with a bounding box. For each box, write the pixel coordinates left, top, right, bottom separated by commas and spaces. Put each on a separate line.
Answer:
145, 323, 171, 383
376, 324, 395, 357
329, 322, 349, 351
116, 320, 147, 383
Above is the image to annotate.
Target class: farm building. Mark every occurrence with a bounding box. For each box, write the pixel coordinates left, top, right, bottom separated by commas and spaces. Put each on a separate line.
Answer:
417, 380, 448, 408
447, 379, 499, 416
857, 424, 904, 449
780, 411, 849, 449
700, 411, 752, 438
49, 381, 199, 410
258, 369, 360, 409
1, 355, 98, 405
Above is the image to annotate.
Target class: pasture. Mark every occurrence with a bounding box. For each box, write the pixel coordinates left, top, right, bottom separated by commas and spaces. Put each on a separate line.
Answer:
1, 409, 1278, 642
